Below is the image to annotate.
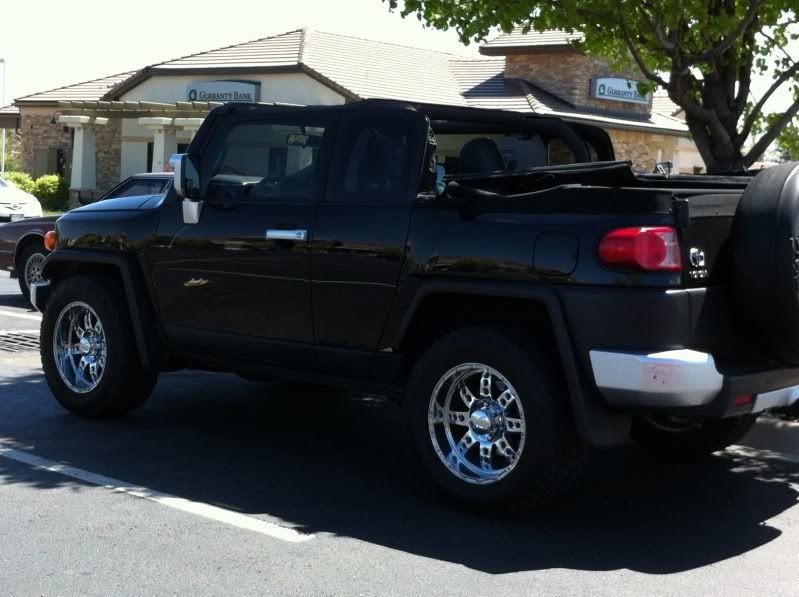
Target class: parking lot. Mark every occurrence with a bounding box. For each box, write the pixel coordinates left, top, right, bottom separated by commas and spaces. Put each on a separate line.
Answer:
0, 272, 798, 596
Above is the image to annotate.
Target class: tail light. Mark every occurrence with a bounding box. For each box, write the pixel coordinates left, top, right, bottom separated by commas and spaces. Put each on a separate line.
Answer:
598, 227, 682, 272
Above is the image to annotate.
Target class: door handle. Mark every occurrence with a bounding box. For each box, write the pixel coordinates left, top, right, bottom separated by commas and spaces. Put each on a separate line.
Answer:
266, 229, 308, 241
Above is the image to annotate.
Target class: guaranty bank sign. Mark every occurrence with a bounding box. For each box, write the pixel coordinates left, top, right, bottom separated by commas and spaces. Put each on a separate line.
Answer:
591, 78, 649, 105
187, 80, 261, 103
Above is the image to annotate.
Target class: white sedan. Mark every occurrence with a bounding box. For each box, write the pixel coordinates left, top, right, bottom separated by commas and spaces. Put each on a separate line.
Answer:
0, 177, 43, 222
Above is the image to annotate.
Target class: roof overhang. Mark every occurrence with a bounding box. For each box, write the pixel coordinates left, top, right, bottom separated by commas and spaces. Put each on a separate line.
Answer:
479, 45, 579, 56
103, 64, 359, 102
0, 113, 19, 129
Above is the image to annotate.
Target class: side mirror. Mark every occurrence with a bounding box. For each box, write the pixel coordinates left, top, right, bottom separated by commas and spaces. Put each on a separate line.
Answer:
173, 153, 200, 200
435, 165, 446, 195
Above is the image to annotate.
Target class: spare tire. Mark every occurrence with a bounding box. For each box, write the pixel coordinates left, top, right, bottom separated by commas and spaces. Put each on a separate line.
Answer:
732, 161, 799, 364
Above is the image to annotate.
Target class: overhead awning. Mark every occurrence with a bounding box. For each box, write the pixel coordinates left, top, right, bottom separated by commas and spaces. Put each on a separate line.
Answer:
0, 105, 19, 129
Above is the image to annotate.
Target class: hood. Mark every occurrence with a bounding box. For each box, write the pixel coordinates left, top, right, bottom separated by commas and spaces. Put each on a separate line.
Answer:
73, 194, 164, 212
0, 186, 38, 205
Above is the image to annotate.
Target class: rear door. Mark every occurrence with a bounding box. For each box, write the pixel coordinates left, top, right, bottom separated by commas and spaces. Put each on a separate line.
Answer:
311, 108, 428, 375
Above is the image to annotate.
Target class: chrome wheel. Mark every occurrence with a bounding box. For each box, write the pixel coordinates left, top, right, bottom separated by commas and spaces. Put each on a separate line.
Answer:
24, 252, 46, 289
428, 363, 526, 485
52, 301, 107, 394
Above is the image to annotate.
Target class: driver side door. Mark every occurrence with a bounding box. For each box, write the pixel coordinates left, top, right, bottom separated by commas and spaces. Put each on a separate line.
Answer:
153, 111, 333, 367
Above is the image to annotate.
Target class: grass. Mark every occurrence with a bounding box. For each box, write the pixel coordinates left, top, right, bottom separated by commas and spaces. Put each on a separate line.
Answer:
43, 210, 65, 217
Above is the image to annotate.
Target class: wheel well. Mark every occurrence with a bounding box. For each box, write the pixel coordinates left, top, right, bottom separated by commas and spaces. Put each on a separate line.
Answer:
13, 234, 46, 270
397, 293, 562, 378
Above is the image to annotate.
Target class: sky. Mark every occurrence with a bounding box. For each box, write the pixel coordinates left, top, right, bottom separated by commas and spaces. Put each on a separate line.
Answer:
0, 0, 795, 114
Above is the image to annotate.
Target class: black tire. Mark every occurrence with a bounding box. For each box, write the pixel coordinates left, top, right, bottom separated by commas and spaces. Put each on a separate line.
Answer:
16, 242, 48, 301
40, 274, 158, 417
630, 415, 757, 458
404, 327, 582, 507
731, 161, 799, 364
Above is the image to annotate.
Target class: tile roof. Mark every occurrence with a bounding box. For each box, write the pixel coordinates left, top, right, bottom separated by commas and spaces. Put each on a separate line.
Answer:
0, 104, 19, 114
12, 28, 687, 136
15, 71, 137, 104
480, 28, 584, 54
652, 93, 684, 118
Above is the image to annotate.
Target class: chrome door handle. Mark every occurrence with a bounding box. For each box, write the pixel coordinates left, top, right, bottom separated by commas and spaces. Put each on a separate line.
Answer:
266, 229, 308, 241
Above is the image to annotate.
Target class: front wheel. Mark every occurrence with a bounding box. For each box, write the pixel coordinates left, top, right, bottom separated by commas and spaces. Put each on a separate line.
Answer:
630, 415, 757, 458
404, 327, 581, 507
41, 275, 158, 417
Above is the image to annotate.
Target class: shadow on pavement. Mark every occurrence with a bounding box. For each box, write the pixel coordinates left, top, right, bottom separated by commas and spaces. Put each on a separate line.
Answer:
0, 367, 797, 575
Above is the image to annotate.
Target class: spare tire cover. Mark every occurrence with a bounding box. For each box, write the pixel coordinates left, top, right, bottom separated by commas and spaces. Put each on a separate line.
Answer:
732, 161, 799, 365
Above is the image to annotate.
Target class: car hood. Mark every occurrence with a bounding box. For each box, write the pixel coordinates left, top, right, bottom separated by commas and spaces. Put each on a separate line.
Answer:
0, 187, 38, 205
73, 194, 164, 212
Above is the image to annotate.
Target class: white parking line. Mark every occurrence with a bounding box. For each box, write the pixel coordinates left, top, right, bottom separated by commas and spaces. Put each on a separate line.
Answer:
0, 446, 314, 543
0, 309, 41, 321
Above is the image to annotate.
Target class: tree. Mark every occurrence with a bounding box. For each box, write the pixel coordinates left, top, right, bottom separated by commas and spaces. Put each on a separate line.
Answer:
386, 1, 799, 173
775, 116, 799, 160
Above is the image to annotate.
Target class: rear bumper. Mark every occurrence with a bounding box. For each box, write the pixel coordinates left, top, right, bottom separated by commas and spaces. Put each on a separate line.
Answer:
590, 349, 799, 417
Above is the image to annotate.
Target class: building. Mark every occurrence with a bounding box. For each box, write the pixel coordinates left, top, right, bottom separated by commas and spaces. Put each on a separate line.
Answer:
0, 28, 699, 205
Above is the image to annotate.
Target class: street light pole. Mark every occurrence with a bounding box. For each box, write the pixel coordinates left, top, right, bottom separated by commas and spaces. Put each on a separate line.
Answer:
1, 58, 6, 176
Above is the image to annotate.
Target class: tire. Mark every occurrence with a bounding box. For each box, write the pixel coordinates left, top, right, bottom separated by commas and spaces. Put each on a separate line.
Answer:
731, 161, 799, 364
630, 415, 757, 458
404, 326, 581, 507
40, 274, 158, 417
16, 242, 48, 302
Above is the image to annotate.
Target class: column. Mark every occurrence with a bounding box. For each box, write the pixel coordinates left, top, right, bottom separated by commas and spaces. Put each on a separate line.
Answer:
139, 117, 176, 172
174, 118, 205, 142
58, 115, 108, 190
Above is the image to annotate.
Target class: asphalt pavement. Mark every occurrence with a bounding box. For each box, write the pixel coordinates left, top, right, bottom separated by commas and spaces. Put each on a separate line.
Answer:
0, 272, 797, 597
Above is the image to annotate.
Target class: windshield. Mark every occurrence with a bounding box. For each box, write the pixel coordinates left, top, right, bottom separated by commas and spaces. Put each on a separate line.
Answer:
0, 178, 8, 188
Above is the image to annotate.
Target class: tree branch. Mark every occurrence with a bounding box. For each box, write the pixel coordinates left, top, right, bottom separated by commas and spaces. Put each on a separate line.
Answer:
738, 60, 799, 143
686, 0, 765, 64
616, 1, 668, 86
743, 99, 799, 165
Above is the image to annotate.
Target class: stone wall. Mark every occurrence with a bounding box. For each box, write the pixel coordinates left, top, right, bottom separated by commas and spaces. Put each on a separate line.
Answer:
608, 129, 679, 172
505, 52, 650, 115
19, 110, 72, 176
96, 119, 121, 192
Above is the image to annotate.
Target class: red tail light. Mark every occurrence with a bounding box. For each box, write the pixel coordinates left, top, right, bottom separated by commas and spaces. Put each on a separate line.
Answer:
598, 227, 682, 272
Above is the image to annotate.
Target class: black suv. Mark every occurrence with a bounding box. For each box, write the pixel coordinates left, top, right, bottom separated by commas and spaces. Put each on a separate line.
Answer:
31, 100, 799, 506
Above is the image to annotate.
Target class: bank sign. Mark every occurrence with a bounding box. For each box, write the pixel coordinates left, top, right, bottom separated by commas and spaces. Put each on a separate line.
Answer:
187, 80, 261, 103
591, 78, 649, 105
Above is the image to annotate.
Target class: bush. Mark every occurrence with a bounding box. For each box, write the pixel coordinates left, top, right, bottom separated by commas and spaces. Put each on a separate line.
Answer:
33, 175, 69, 212
2, 171, 35, 194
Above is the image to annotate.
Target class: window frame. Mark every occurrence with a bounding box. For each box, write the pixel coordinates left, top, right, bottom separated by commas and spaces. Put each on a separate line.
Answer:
197, 112, 335, 205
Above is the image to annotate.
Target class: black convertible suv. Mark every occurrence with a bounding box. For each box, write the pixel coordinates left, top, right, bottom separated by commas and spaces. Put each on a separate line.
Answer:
30, 100, 799, 506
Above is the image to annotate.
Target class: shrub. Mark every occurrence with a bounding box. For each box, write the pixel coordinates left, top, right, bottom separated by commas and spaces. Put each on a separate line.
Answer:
2, 170, 35, 194
33, 175, 69, 212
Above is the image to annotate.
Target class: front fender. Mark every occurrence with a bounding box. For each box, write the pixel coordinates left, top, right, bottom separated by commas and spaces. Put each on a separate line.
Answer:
41, 249, 162, 372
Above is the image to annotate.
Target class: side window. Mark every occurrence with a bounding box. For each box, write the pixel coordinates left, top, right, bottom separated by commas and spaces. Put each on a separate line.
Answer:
200, 118, 327, 201
334, 119, 411, 202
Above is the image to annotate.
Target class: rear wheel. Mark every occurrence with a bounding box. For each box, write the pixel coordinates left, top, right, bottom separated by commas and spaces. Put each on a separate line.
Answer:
630, 415, 757, 458
404, 327, 581, 507
17, 242, 48, 301
41, 274, 157, 417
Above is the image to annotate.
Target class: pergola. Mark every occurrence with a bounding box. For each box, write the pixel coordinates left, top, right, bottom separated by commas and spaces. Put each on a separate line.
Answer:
55, 100, 219, 190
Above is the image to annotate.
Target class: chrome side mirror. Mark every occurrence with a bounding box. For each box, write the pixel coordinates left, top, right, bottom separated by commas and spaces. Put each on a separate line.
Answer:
172, 153, 200, 200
